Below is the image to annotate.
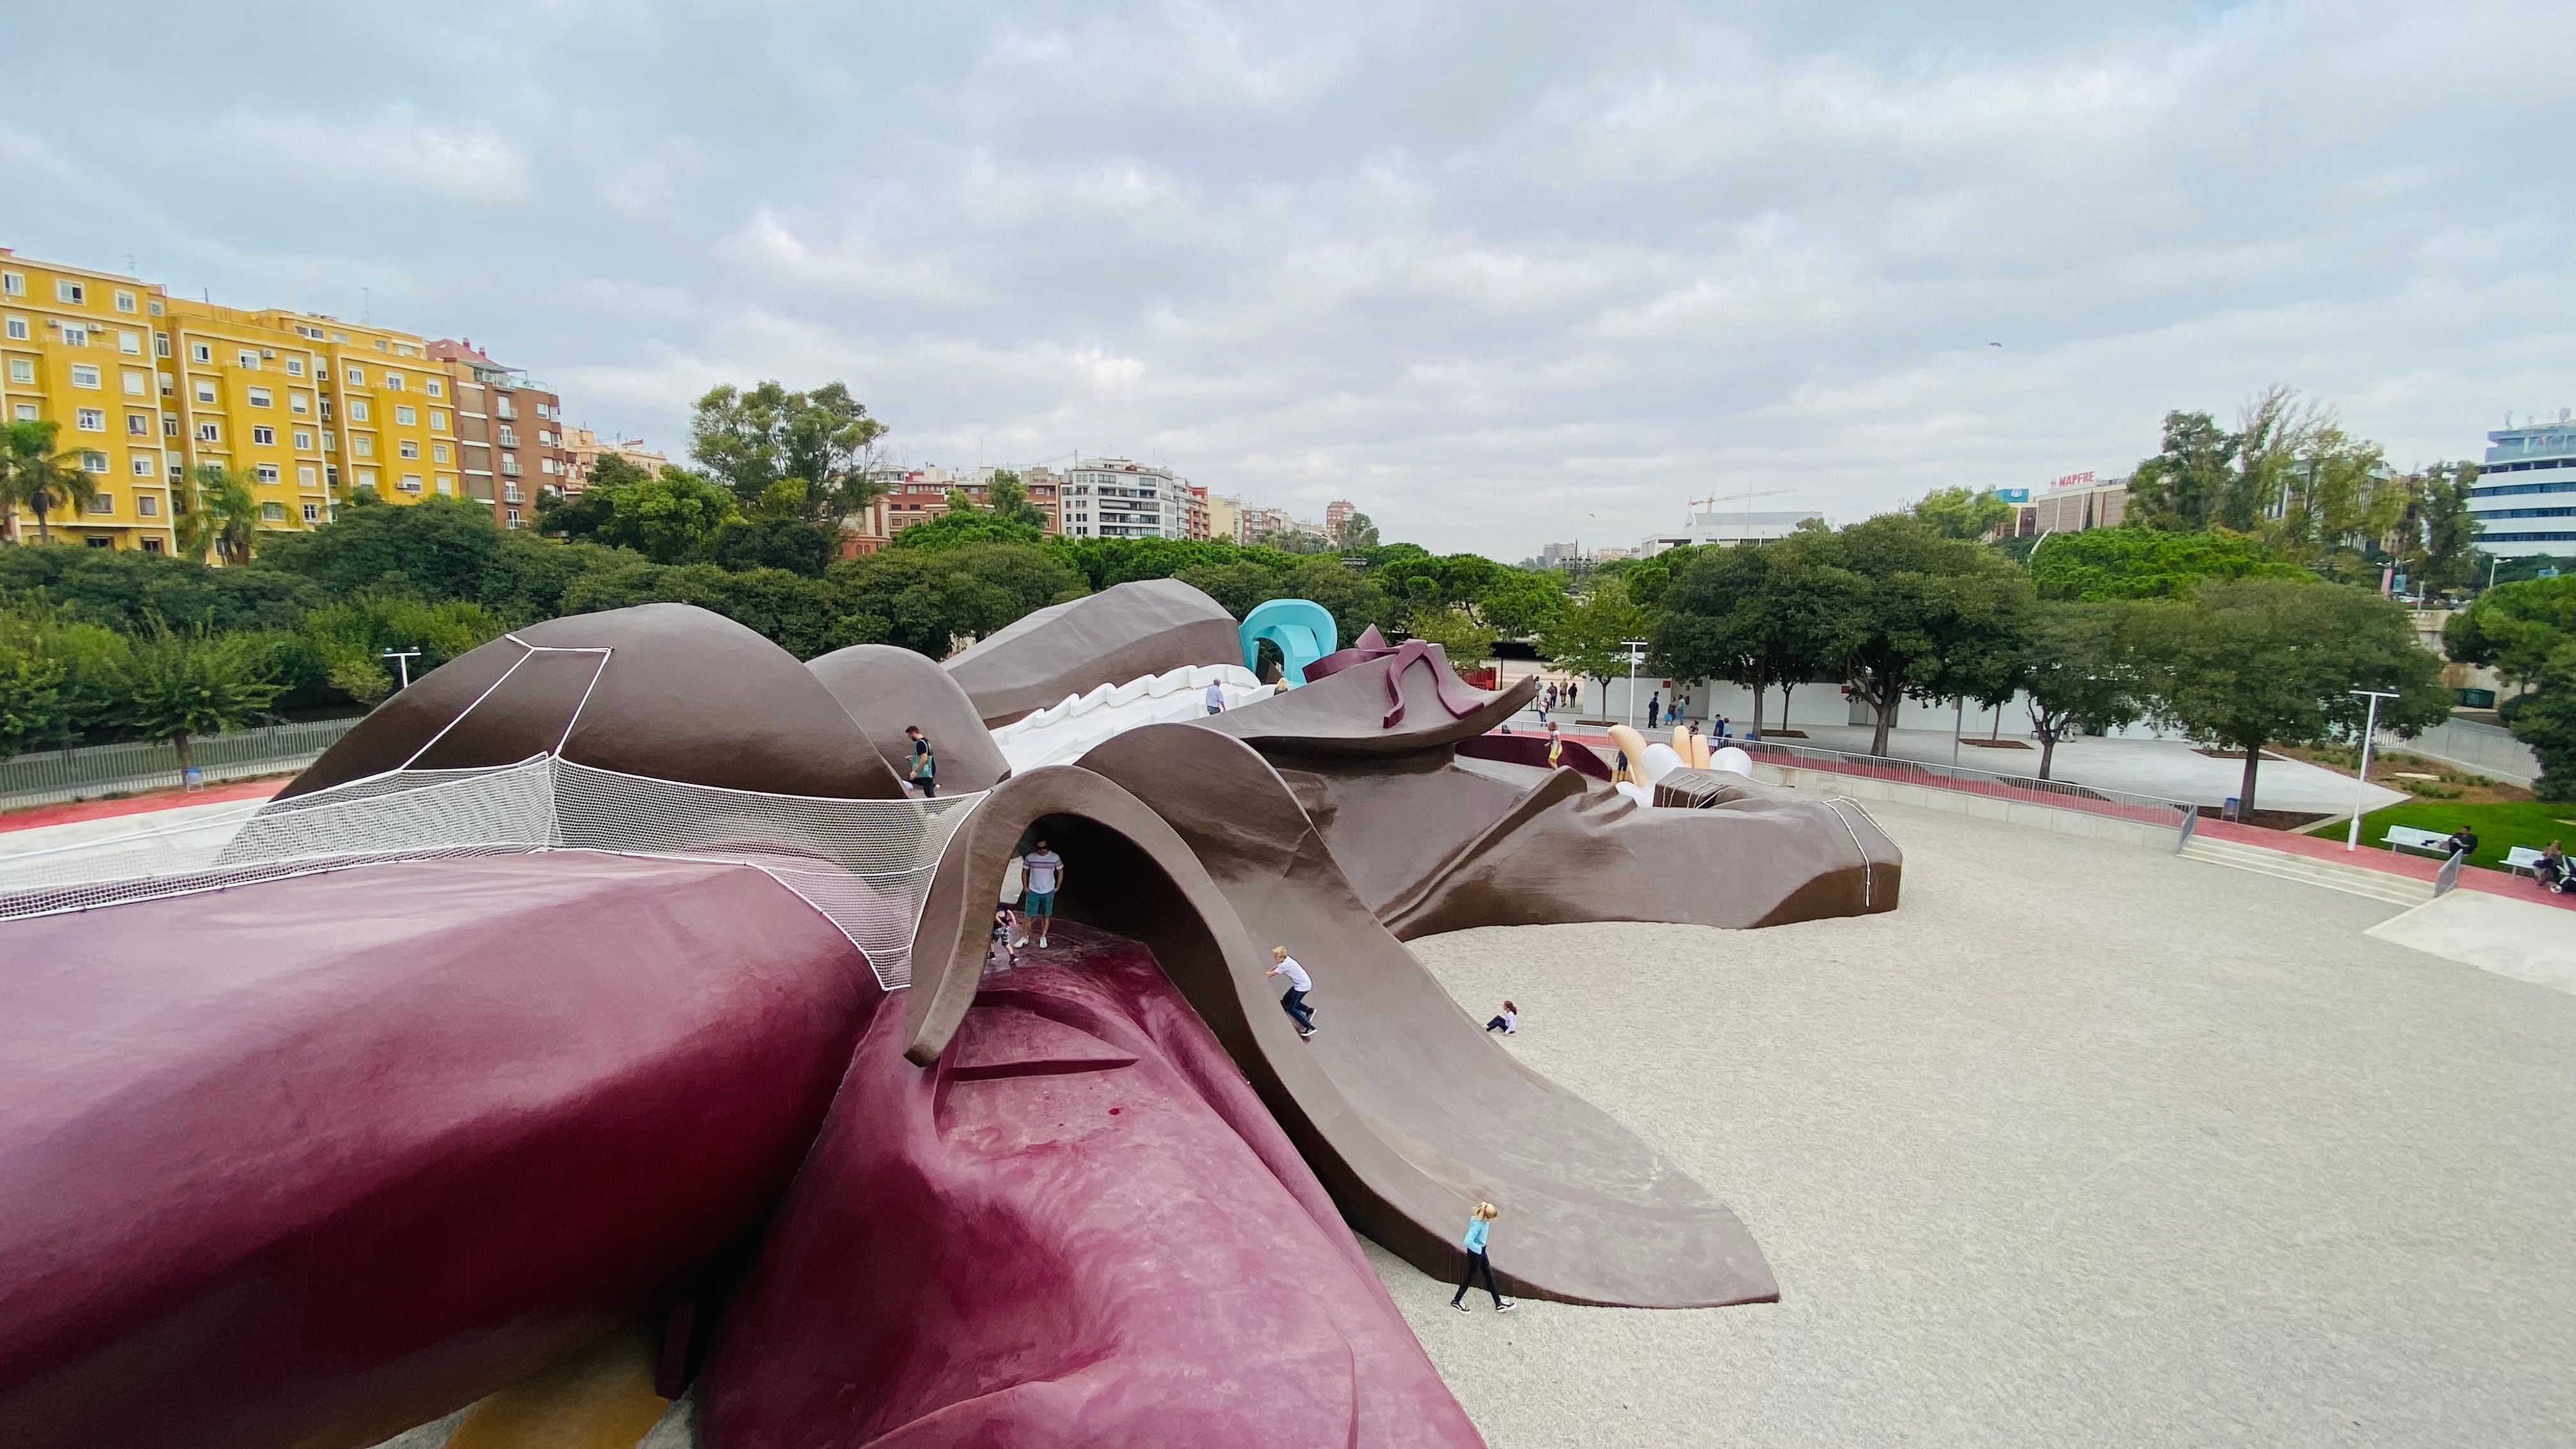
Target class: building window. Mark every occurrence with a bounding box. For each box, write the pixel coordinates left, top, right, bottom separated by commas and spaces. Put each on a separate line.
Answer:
294, 430, 313, 450
501, 455, 521, 475
12, 403, 35, 422
284, 357, 303, 376
70, 364, 100, 388
355, 468, 377, 491
289, 392, 309, 414
3, 316, 24, 340
122, 370, 146, 395
236, 351, 259, 370
384, 372, 403, 390
346, 365, 363, 385
352, 435, 373, 457
197, 422, 220, 442
125, 413, 148, 436
261, 502, 286, 521
302, 502, 321, 522
114, 289, 136, 314
540, 457, 558, 475
256, 463, 281, 484
4, 358, 29, 384
162, 415, 177, 436
247, 387, 272, 408
321, 431, 335, 452
399, 473, 423, 493
434, 475, 454, 495
425, 378, 443, 398
141, 535, 164, 553
397, 440, 419, 459
252, 425, 276, 445
429, 409, 447, 431
498, 426, 517, 446
75, 408, 105, 431
80, 450, 109, 473
118, 331, 141, 355
0, 272, 19, 295
394, 404, 417, 425
191, 342, 212, 364
86, 492, 113, 512
349, 400, 369, 422
373, 339, 387, 353
137, 493, 158, 516
61, 324, 87, 346
56, 280, 84, 304
299, 464, 319, 486
130, 454, 154, 474
155, 333, 169, 356
505, 507, 521, 524
194, 381, 217, 404
148, 300, 163, 317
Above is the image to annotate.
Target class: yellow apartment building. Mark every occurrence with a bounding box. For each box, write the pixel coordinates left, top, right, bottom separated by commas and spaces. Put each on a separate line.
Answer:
1, 247, 484, 554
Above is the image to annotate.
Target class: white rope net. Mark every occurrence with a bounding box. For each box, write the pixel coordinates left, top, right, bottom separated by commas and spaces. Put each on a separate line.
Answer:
0, 756, 981, 990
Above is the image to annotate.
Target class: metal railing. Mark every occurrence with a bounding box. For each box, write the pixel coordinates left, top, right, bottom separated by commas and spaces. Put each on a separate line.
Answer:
0, 717, 360, 811
2434, 850, 2464, 897
1735, 737, 2198, 846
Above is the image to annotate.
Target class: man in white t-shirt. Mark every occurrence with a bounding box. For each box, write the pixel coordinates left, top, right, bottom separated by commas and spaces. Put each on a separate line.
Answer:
1020, 838, 1065, 949
1266, 945, 1316, 1039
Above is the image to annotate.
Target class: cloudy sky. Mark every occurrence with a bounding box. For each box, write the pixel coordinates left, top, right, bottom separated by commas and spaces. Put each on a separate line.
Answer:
6, 1, 2568, 557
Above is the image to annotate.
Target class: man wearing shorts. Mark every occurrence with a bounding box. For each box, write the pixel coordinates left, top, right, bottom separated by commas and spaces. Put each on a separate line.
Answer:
1020, 838, 1065, 949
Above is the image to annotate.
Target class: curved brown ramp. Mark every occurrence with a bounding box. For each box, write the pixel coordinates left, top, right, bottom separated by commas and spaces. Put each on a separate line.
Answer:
806, 642, 1011, 793
902, 731, 1778, 1309
943, 579, 1242, 726
284, 603, 903, 801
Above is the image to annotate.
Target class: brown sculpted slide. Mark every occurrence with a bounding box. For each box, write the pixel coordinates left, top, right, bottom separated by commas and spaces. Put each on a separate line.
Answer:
942, 578, 1244, 726
900, 731, 1781, 1309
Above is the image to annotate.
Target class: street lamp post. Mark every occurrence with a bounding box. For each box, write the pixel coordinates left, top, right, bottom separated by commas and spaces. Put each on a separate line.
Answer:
381, 648, 422, 691
2345, 688, 2400, 850
1621, 639, 1650, 729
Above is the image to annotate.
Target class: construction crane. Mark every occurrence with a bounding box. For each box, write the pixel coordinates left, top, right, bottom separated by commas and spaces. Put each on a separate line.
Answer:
1687, 486, 1793, 517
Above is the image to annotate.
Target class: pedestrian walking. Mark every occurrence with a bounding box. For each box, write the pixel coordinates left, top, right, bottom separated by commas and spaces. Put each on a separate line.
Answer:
903, 726, 937, 799
1545, 721, 1564, 770
1448, 1202, 1515, 1312
1568, 680, 1580, 711
1267, 946, 1317, 1039
1204, 679, 1225, 715
1484, 1000, 1517, 1035
1646, 693, 1661, 730
1020, 837, 1065, 948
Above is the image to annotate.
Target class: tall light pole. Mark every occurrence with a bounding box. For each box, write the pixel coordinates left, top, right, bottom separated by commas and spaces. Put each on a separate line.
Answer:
1622, 639, 1650, 729
2345, 689, 2400, 850
381, 648, 421, 691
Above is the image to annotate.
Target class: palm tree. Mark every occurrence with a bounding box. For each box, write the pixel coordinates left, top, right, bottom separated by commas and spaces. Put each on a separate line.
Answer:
0, 418, 96, 544
175, 463, 262, 566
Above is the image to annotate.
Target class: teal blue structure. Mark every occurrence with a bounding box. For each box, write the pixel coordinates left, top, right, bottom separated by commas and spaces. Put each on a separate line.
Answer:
1239, 599, 1337, 685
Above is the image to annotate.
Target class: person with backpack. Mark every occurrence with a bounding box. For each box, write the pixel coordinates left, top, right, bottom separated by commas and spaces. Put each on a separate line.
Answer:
903, 726, 937, 799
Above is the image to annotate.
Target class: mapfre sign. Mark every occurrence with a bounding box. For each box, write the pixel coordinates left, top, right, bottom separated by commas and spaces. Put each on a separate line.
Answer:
2048, 471, 2096, 489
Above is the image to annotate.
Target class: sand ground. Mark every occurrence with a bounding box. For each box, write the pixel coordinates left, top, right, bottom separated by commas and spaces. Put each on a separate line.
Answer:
1383, 798, 2575, 1448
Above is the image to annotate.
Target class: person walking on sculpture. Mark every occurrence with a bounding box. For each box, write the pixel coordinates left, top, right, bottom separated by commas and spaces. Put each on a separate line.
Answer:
1020, 837, 1065, 949
903, 725, 937, 799
1204, 678, 1225, 715
1545, 721, 1564, 770
1268, 946, 1317, 1039
1449, 1202, 1515, 1312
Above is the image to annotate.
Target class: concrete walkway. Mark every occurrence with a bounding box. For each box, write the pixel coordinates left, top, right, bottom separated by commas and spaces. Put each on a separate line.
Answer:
1393, 798, 2575, 1448
2366, 891, 2576, 994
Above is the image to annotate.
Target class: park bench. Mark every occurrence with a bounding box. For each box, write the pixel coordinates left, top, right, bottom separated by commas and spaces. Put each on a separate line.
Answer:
2380, 825, 2458, 858
2503, 846, 2547, 877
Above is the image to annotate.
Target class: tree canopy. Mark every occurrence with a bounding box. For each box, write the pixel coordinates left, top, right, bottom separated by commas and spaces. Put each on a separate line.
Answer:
1802, 515, 2034, 756
2030, 528, 2310, 601
688, 380, 889, 525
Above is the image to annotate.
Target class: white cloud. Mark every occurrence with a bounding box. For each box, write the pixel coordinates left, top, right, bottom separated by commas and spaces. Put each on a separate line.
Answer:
210, 105, 533, 204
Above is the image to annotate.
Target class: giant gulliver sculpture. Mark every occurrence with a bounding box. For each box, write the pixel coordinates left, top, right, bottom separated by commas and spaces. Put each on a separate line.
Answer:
0, 579, 1900, 1449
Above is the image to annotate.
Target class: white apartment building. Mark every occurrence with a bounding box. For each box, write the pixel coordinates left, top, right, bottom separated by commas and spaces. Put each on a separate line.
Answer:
1061, 457, 1188, 539
2471, 410, 2576, 557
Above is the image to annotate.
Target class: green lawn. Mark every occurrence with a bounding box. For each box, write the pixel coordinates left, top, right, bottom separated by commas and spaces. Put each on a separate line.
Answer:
2311, 799, 2576, 872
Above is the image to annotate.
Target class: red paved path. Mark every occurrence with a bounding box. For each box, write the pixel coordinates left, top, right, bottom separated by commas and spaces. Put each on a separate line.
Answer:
0, 779, 284, 834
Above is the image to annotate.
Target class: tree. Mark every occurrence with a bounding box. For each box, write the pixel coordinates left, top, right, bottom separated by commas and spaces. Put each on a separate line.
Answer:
2018, 602, 2151, 779
175, 463, 264, 566
1808, 516, 2033, 756
827, 542, 1091, 659
2030, 528, 2310, 602
2143, 578, 2448, 817
2498, 688, 2576, 802
1540, 576, 1651, 693
114, 620, 284, 773
2446, 574, 2576, 799
300, 594, 509, 704
689, 381, 889, 525
0, 419, 96, 544
1334, 510, 1381, 549
586, 466, 741, 564
887, 491, 1045, 552
699, 515, 840, 576
1175, 560, 1294, 620
1403, 604, 1496, 663
1911, 487, 2014, 541
2409, 462, 2483, 596
2126, 410, 2239, 531
1653, 540, 1860, 734
982, 470, 1048, 530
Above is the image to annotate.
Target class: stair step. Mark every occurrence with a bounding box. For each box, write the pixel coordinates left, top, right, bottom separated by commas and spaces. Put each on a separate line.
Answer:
2179, 839, 2434, 905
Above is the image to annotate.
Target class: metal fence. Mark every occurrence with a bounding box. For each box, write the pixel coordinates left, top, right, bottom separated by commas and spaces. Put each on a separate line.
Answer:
0, 717, 361, 811
1736, 737, 2198, 846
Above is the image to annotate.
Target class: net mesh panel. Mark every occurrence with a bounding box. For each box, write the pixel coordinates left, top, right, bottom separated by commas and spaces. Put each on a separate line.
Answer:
0, 756, 981, 990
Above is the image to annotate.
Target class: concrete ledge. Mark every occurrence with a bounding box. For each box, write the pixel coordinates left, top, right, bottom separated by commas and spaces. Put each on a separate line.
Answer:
1751, 763, 2184, 852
